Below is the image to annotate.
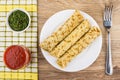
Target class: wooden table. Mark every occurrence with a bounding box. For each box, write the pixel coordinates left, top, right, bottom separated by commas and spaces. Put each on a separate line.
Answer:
38, 0, 120, 80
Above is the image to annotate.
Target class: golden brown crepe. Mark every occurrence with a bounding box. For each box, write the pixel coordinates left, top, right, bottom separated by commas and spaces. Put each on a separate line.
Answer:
50, 20, 90, 58
57, 27, 101, 68
40, 10, 84, 52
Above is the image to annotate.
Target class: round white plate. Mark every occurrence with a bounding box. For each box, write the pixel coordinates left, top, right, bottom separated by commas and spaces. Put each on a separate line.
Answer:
40, 10, 102, 72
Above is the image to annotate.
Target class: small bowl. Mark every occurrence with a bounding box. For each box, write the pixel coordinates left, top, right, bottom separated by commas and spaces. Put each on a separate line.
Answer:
6, 8, 31, 33
4, 45, 31, 70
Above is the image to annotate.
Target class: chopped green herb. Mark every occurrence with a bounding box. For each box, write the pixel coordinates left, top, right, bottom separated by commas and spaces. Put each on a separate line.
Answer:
8, 10, 29, 31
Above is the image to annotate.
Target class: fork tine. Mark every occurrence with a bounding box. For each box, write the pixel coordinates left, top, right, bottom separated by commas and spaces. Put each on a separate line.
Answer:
108, 6, 111, 21
104, 5, 106, 21
109, 5, 113, 21
104, 5, 109, 21
104, 5, 107, 21
106, 6, 109, 21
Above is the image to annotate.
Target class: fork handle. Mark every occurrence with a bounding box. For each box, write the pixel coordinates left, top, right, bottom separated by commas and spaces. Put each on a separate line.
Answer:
106, 30, 113, 75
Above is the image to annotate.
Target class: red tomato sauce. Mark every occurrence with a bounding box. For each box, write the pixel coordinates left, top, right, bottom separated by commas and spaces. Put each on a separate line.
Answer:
4, 45, 30, 70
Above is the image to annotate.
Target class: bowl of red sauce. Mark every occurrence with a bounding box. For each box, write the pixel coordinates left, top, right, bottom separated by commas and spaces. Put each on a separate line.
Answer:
4, 45, 31, 70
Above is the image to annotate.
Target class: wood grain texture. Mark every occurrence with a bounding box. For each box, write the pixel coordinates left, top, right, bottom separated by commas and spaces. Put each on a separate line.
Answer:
38, 0, 120, 80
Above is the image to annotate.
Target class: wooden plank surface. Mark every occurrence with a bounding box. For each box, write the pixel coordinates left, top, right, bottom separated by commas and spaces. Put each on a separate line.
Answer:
38, 0, 120, 80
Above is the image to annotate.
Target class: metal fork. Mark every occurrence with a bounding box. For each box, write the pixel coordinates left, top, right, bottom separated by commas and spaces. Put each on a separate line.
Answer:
103, 4, 113, 75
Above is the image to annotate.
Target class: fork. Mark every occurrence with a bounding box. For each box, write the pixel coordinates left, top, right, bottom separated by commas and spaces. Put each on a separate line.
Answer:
103, 4, 113, 75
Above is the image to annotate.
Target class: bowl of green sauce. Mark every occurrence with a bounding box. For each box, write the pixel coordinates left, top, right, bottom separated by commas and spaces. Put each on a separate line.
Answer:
6, 8, 31, 33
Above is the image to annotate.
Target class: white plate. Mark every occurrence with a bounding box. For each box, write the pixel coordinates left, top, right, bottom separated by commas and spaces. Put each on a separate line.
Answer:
40, 9, 102, 72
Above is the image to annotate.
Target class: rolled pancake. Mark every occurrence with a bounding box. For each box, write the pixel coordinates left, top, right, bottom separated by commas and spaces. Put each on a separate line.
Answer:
51, 20, 90, 58
57, 27, 101, 68
40, 10, 84, 52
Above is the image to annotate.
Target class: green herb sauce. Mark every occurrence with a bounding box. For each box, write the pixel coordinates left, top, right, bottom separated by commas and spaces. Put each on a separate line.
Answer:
8, 10, 29, 31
